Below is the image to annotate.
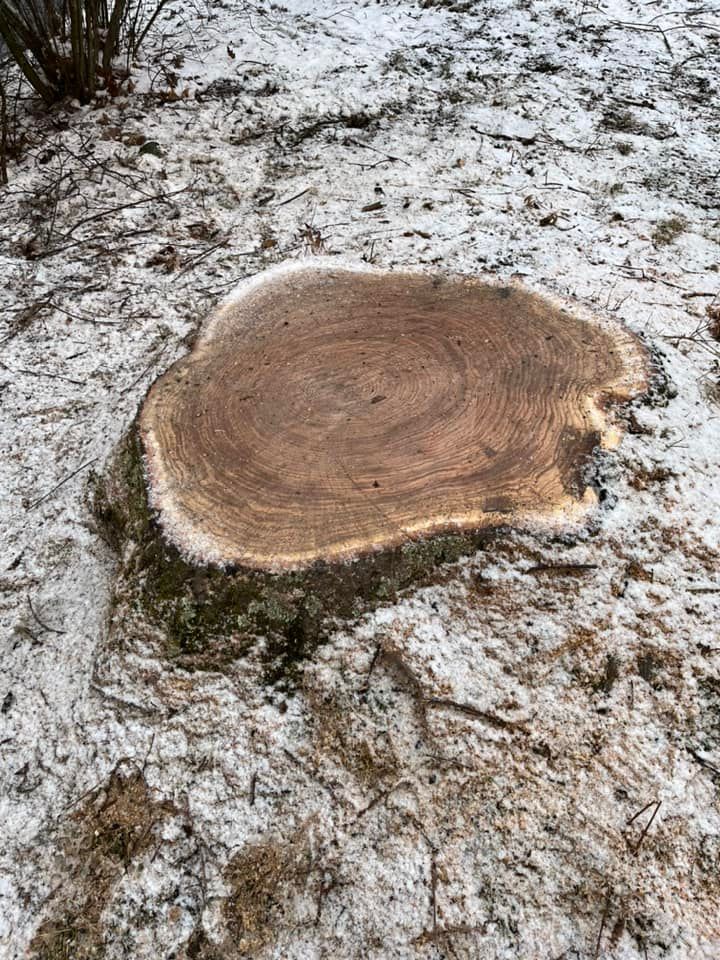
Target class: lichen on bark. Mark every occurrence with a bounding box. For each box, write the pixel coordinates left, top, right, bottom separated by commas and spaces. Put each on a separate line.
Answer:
92, 424, 491, 683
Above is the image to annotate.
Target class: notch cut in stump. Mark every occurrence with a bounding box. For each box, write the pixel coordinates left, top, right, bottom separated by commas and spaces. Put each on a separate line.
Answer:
140, 261, 648, 573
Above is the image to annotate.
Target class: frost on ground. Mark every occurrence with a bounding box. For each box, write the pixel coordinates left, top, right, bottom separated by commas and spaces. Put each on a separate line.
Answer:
0, 0, 719, 957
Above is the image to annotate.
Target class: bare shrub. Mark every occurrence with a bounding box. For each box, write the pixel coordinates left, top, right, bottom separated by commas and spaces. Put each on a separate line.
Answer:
0, 59, 27, 183
0, 73, 8, 183
0, 0, 169, 104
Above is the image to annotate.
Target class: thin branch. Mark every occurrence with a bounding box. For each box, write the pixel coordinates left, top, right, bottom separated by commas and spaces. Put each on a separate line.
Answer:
28, 596, 65, 634
57, 184, 190, 241
27, 457, 97, 510
628, 800, 662, 854
425, 697, 527, 732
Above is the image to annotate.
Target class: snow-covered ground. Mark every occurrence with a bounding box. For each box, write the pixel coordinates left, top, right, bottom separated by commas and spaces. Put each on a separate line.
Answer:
1, 0, 719, 957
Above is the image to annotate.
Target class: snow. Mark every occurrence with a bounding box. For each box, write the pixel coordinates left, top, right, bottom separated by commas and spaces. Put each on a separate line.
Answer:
1, 0, 719, 957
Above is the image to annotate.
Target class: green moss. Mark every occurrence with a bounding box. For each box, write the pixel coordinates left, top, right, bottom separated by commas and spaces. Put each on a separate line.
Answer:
90, 430, 152, 550
95, 424, 493, 686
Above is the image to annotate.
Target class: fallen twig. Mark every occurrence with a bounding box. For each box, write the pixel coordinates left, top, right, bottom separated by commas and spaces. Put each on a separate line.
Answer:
346, 139, 411, 168
355, 778, 411, 820
275, 187, 311, 207
425, 697, 526, 732
627, 799, 662, 854
688, 748, 720, 778
47, 301, 121, 326
56, 185, 190, 242
249, 771, 257, 805
527, 563, 598, 575
594, 891, 612, 960
27, 597, 65, 635
9, 366, 85, 386
123, 345, 169, 394
177, 233, 231, 276
470, 125, 536, 146
282, 748, 344, 805
27, 458, 97, 510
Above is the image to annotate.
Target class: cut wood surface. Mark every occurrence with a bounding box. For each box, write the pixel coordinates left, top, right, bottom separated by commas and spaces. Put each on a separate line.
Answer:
139, 261, 649, 571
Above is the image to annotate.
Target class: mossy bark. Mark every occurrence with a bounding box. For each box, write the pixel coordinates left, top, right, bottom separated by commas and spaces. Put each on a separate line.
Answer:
92, 424, 493, 685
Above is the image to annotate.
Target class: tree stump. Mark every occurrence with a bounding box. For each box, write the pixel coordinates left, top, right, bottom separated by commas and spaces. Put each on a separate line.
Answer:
98, 261, 649, 677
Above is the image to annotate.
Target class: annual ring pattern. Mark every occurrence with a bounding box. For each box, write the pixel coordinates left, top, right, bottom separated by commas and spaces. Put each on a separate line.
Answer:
139, 262, 649, 571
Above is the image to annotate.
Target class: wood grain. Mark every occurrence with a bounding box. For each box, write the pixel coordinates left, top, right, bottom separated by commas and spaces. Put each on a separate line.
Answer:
139, 262, 649, 571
